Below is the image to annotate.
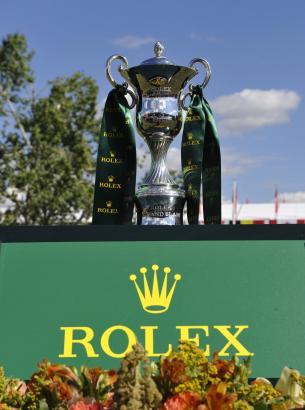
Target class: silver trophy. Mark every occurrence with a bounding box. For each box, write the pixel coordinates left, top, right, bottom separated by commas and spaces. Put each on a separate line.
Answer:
105, 42, 211, 225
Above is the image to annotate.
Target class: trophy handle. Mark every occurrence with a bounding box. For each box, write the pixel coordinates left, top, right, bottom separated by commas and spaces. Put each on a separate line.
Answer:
189, 58, 211, 90
179, 58, 212, 111
105, 55, 138, 109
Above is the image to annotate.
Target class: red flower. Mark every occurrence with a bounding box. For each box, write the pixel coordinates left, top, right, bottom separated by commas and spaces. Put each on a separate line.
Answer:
212, 353, 235, 380
206, 383, 237, 410
105, 370, 117, 386
46, 363, 79, 384
70, 400, 100, 410
87, 368, 103, 386
57, 379, 76, 401
161, 358, 188, 385
159, 392, 202, 410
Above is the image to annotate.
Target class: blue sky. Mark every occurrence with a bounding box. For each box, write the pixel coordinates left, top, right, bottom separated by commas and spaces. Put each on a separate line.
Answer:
1, 0, 305, 203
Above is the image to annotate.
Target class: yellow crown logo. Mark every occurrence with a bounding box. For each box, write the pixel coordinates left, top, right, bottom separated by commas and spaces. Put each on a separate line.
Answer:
106, 200, 112, 208
108, 175, 114, 182
110, 150, 115, 157
130, 264, 181, 314
187, 132, 193, 140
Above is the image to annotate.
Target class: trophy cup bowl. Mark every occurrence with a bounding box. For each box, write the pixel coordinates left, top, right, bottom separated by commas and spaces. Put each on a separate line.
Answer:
105, 42, 211, 225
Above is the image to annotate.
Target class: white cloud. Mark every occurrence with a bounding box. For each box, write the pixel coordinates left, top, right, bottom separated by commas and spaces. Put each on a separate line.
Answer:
279, 191, 305, 203
210, 89, 301, 136
112, 35, 155, 49
222, 148, 266, 176
137, 144, 263, 180
137, 143, 150, 174
167, 147, 181, 171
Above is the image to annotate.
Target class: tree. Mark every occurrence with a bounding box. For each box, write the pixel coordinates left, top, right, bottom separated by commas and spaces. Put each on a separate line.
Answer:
0, 33, 100, 224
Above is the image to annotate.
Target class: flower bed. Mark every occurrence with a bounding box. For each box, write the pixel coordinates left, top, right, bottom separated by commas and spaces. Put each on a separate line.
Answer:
0, 341, 304, 410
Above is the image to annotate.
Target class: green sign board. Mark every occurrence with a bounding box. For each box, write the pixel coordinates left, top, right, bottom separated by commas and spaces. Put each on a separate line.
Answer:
0, 226, 304, 380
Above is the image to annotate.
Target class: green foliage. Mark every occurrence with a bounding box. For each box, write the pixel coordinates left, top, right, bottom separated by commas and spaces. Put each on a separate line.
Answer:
0, 33, 34, 103
0, 342, 304, 409
113, 344, 162, 410
0, 33, 100, 224
0, 367, 37, 409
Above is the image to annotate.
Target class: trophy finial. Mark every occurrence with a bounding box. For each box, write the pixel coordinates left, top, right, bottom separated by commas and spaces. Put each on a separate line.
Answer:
154, 41, 164, 58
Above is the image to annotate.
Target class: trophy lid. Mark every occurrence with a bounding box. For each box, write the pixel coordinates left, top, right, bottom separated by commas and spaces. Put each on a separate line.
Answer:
141, 42, 175, 65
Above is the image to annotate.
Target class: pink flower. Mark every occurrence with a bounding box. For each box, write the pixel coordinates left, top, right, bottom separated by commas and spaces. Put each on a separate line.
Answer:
159, 392, 202, 410
6, 380, 27, 396
70, 400, 100, 410
69, 396, 113, 410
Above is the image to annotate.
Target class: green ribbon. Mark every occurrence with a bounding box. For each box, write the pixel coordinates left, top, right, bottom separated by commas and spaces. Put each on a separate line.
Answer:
181, 86, 221, 224
92, 87, 136, 224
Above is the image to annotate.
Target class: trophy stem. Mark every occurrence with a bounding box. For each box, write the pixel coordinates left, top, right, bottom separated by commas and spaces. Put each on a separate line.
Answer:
136, 132, 185, 225
144, 133, 175, 186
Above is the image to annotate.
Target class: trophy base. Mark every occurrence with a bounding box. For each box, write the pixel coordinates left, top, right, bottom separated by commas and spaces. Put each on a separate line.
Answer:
136, 185, 185, 225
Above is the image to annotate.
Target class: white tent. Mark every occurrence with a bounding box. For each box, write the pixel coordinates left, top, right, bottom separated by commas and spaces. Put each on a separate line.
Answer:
221, 202, 305, 223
